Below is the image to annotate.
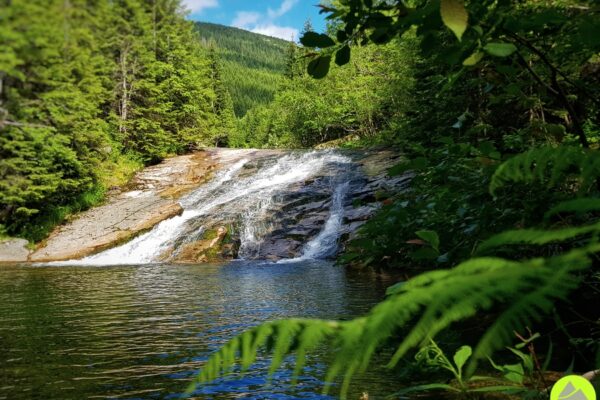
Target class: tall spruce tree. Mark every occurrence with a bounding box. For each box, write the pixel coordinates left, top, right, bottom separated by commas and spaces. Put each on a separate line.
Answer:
0, 0, 223, 239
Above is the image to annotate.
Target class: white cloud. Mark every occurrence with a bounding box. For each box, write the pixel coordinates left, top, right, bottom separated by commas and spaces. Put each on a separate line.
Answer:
182, 0, 219, 13
232, 11, 261, 28
267, 0, 299, 19
251, 24, 299, 40
231, 0, 300, 40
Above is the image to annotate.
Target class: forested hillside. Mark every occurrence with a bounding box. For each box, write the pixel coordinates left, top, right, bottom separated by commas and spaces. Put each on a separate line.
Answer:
0, 0, 234, 241
195, 22, 289, 117
231, 39, 415, 148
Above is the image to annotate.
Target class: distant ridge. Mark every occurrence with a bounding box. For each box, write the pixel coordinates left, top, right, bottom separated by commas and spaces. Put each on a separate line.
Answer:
195, 22, 289, 117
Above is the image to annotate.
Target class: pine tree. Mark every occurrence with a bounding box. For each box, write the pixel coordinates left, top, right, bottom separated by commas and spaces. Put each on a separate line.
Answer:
207, 44, 236, 145
0, 0, 222, 238
284, 41, 300, 80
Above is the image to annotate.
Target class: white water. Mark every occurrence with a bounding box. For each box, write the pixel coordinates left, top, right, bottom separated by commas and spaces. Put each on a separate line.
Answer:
76, 151, 354, 265
301, 180, 350, 259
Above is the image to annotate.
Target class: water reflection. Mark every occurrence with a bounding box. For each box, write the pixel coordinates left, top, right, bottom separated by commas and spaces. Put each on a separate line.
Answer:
0, 261, 395, 399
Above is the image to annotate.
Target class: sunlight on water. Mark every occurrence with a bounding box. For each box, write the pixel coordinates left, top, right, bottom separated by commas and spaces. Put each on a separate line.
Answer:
0, 261, 398, 399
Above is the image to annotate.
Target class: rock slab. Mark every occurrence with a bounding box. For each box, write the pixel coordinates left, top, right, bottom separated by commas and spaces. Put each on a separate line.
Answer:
30, 152, 217, 262
0, 239, 31, 263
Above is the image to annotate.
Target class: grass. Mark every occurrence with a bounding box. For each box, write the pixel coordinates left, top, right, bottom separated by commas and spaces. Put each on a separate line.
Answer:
97, 154, 144, 189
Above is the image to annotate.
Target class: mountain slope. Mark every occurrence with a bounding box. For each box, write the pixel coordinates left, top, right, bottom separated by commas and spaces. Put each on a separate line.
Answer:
195, 22, 289, 117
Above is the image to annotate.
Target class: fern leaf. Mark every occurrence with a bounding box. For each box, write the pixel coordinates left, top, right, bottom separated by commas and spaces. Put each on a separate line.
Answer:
468, 247, 593, 374
490, 146, 600, 195
291, 322, 336, 385
190, 248, 598, 399
544, 197, 600, 220
476, 222, 600, 254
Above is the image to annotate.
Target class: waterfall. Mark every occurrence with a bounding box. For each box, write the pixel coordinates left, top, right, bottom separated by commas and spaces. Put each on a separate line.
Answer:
76, 151, 356, 265
301, 180, 350, 260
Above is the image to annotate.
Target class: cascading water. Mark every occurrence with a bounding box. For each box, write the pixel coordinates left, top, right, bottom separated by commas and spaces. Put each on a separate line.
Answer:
77, 151, 356, 265
301, 180, 351, 259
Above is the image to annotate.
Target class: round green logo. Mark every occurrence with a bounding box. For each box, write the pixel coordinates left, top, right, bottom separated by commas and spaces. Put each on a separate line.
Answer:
551, 375, 596, 400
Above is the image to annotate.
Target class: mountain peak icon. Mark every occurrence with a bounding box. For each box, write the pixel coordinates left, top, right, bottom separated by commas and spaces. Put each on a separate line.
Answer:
558, 381, 591, 400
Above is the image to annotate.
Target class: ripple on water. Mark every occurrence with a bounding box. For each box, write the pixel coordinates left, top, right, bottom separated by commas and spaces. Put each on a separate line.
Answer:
0, 261, 398, 399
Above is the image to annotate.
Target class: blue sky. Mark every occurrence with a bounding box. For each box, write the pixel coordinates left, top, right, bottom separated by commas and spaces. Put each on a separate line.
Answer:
182, 0, 326, 41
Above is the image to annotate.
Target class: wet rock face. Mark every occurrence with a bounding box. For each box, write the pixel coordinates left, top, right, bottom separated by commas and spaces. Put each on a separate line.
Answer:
173, 226, 233, 263
225, 150, 410, 261
0, 239, 31, 263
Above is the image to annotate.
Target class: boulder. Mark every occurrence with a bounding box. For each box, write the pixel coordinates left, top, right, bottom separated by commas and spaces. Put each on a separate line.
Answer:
172, 226, 232, 263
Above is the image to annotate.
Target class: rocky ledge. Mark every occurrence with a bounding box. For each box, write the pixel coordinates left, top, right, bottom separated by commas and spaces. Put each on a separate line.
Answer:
0, 239, 31, 263
168, 149, 411, 262
27, 151, 221, 262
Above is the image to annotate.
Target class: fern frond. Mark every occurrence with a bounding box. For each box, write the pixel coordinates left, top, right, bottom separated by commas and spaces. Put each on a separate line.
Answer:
476, 222, 600, 254
189, 247, 598, 398
467, 247, 594, 375
186, 319, 340, 394
544, 197, 600, 220
490, 146, 600, 195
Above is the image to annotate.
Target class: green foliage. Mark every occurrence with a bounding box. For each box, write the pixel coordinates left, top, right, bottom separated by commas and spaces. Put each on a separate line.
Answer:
440, 0, 469, 41
233, 39, 417, 148
0, 0, 225, 240
393, 338, 544, 397
484, 42, 518, 58
301, 32, 335, 48
545, 198, 600, 220
490, 146, 600, 195
195, 22, 289, 117
477, 222, 600, 255
195, 1, 600, 398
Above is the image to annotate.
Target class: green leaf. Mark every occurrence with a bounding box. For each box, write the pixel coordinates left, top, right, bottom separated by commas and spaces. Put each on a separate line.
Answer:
386, 281, 406, 296
336, 30, 348, 42
416, 230, 440, 252
507, 347, 534, 373
440, 0, 469, 41
335, 45, 351, 66
476, 222, 600, 254
453, 346, 472, 372
501, 363, 525, 384
411, 157, 429, 170
307, 56, 332, 79
545, 198, 600, 220
463, 51, 484, 66
300, 32, 335, 48
483, 42, 517, 57
392, 383, 460, 395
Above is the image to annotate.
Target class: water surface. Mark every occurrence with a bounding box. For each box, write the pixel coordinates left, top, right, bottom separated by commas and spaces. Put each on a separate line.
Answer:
0, 260, 395, 399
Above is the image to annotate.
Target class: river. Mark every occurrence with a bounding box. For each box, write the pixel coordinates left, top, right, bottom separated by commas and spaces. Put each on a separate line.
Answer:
0, 261, 397, 399
0, 150, 404, 399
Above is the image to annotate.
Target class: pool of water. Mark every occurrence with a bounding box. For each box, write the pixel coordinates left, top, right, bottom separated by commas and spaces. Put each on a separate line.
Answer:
0, 260, 397, 399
